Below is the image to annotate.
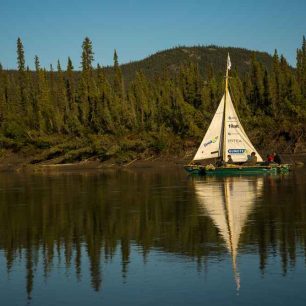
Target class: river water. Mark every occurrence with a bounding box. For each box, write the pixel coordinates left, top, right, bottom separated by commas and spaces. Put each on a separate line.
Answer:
0, 166, 306, 306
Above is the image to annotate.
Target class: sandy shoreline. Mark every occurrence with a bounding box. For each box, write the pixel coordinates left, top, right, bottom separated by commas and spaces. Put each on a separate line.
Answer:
0, 152, 305, 173
0, 154, 191, 172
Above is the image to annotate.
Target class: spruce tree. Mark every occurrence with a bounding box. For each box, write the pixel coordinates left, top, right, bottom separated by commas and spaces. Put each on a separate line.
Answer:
34, 55, 40, 71
113, 50, 124, 98
65, 57, 80, 134
66, 56, 75, 112
54, 60, 69, 132
79, 37, 98, 129
179, 63, 202, 108
0, 64, 5, 125
16, 37, 31, 120
111, 50, 129, 130
33, 55, 53, 132
262, 69, 272, 115
270, 50, 280, 117
296, 36, 306, 98
250, 55, 264, 113
96, 63, 113, 132
17, 37, 25, 72
81, 37, 94, 72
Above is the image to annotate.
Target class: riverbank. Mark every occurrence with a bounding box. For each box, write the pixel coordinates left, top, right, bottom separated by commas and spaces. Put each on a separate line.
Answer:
0, 149, 191, 172
0, 148, 305, 173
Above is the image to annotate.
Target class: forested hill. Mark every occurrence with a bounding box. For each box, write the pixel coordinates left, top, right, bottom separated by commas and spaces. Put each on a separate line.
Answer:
108, 46, 275, 82
0, 37, 305, 167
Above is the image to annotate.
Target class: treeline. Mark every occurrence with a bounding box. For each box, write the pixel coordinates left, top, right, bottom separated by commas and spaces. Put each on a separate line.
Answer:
0, 37, 306, 163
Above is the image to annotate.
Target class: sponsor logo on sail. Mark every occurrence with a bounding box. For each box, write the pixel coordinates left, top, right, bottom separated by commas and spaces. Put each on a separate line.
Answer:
228, 139, 242, 143
228, 132, 239, 136
228, 149, 246, 154
228, 124, 239, 129
203, 136, 218, 147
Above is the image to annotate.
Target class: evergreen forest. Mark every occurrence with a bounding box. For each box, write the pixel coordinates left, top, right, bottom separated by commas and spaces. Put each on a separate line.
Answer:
0, 37, 306, 165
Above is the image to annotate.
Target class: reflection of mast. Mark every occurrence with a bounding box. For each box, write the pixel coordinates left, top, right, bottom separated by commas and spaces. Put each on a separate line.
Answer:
194, 177, 263, 291
223, 180, 240, 291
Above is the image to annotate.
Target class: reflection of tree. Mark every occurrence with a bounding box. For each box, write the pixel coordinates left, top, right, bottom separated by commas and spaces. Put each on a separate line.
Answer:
0, 170, 204, 297
26, 247, 34, 300
0, 170, 305, 298
245, 173, 306, 275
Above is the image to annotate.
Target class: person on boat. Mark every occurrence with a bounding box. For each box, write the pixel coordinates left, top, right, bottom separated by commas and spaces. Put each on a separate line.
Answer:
227, 155, 234, 164
263, 154, 274, 165
273, 152, 282, 164
245, 152, 257, 165
251, 152, 258, 164
250, 152, 257, 165
267, 154, 274, 163
215, 157, 225, 167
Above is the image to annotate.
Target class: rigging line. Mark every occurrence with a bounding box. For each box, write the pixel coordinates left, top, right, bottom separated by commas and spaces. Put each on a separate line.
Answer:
228, 81, 241, 118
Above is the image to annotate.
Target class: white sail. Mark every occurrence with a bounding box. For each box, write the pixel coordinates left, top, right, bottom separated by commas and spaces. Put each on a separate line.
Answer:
194, 177, 263, 289
192, 54, 263, 163
193, 96, 225, 161
224, 92, 263, 162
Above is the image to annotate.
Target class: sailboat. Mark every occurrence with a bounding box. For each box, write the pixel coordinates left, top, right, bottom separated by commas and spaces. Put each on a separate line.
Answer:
184, 54, 290, 175
194, 176, 264, 290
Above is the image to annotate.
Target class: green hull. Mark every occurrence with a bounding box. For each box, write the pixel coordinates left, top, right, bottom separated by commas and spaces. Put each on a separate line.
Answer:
184, 164, 290, 176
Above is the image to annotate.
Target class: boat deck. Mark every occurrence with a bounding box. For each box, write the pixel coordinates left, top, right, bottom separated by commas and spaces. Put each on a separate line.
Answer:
184, 163, 290, 175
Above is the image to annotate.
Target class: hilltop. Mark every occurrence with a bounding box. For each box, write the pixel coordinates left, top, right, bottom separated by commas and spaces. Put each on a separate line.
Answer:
107, 45, 276, 82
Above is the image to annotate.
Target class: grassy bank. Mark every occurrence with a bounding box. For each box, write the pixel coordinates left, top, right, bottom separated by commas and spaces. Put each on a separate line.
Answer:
0, 130, 305, 172
0, 131, 195, 171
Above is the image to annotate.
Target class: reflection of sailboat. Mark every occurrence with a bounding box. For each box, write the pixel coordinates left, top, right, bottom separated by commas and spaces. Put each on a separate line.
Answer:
194, 177, 263, 290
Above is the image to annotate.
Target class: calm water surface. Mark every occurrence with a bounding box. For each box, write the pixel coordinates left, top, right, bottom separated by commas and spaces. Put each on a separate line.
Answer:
0, 166, 306, 306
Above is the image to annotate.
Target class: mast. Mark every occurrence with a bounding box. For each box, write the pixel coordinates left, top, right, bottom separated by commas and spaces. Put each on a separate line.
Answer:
222, 54, 231, 161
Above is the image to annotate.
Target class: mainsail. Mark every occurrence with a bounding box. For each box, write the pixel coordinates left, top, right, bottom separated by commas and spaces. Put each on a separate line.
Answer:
193, 54, 263, 163
224, 92, 263, 162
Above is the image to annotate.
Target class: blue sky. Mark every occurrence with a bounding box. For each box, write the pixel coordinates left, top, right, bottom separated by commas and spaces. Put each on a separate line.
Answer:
1, 0, 305, 69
